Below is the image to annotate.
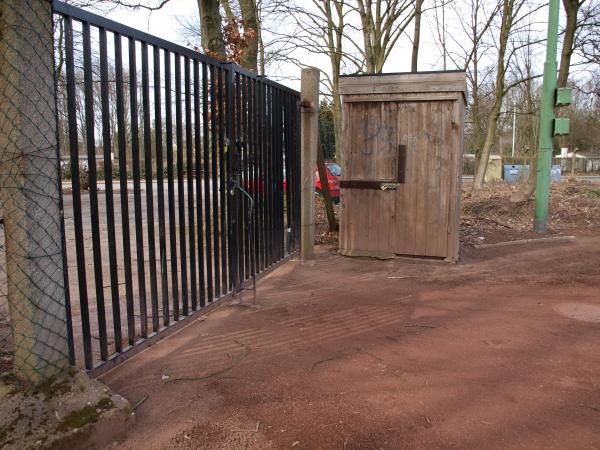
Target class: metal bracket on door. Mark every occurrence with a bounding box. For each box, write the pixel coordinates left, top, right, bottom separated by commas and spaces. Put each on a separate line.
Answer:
339, 180, 399, 190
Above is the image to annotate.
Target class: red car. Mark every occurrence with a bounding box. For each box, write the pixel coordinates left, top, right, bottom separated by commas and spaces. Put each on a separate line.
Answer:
315, 162, 341, 202
246, 162, 342, 203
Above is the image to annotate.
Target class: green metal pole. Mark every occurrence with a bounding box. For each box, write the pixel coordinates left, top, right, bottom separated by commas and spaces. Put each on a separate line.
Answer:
534, 0, 560, 233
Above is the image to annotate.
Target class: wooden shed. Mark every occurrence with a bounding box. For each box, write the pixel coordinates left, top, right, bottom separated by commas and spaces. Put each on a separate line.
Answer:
338, 71, 466, 261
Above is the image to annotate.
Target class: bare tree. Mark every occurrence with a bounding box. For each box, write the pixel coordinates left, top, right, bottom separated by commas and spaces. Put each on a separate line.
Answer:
430, 0, 451, 69
575, 1, 600, 65
411, 0, 424, 71
270, 0, 359, 161
443, 0, 501, 158
353, 0, 416, 73
509, 0, 596, 201
558, 0, 584, 87
473, 0, 532, 190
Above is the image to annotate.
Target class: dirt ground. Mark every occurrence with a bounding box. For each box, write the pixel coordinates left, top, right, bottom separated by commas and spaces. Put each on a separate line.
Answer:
100, 181, 600, 450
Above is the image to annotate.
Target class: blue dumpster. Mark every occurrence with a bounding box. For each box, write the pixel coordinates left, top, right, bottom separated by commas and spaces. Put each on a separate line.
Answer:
503, 165, 530, 183
551, 164, 561, 182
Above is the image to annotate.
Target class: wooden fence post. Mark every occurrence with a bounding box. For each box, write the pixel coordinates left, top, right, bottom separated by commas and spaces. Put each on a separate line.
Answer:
300, 68, 319, 261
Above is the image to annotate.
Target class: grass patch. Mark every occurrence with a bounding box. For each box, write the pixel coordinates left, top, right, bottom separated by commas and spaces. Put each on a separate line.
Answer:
583, 189, 600, 198
56, 397, 113, 432
35, 376, 73, 402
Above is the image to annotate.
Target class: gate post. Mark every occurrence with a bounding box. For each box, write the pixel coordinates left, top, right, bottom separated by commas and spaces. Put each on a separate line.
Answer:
300, 68, 319, 261
0, 0, 71, 382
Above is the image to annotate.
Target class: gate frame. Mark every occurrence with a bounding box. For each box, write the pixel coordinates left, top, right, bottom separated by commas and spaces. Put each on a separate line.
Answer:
52, 0, 301, 375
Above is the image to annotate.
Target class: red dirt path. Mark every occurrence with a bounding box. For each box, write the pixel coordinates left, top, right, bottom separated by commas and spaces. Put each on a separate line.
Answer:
102, 234, 600, 449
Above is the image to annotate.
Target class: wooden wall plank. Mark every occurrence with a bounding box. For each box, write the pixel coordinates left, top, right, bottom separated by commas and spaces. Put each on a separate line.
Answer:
344, 93, 461, 103
425, 101, 443, 257
394, 102, 416, 255
435, 101, 452, 257
445, 97, 465, 260
375, 102, 397, 252
413, 102, 429, 254
339, 98, 349, 252
339, 72, 466, 97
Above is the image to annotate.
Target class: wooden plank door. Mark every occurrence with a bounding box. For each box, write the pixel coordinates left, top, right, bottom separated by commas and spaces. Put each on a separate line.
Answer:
340, 102, 398, 257
393, 100, 456, 257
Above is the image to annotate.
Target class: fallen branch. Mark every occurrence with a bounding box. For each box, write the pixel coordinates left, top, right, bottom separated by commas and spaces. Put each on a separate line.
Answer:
310, 346, 383, 371
132, 395, 149, 411
165, 341, 251, 383
478, 216, 517, 229
404, 324, 436, 329
580, 403, 600, 413
475, 235, 575, 249
311, 355, 337, 371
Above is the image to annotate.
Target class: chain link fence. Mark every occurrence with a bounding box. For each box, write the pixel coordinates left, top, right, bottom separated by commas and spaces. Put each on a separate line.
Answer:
0, 0, 71, 383
0, 221, 12, 375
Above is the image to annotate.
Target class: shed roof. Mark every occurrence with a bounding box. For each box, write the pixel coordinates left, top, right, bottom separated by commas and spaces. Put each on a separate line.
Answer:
339, 71, 467, 100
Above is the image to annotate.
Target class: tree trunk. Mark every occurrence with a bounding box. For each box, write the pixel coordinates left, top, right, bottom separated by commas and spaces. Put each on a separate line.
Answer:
474, 101, 502, 190
557, 0, 580, 88
332, 75, 342, 162
510, 74, 539, 202
258, 34, 265, 75
473, 0, 513, 190
197, 0, 226, 57
239, 0, 259, 71
257, 5, 265, 75
356, 0, 375, 73
471, 49, 482, 159
317, 139, 338, 232
411, 0, 423, 72
323, 0, 344, 162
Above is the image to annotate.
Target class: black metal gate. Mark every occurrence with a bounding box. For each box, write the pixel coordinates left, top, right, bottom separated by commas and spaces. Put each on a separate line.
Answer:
53, 1, 300, 373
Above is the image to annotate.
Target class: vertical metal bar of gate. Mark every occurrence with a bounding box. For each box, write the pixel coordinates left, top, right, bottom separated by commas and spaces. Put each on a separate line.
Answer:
82, 22, 109, 361
251, 78, 259, 272
214, 67, 229, 294
210, 66, 221, 298
193, 60, 207, 308
217, 68, 228, 295
129, 37, 148, 339
99, 27, 122, 352
274, 88, 282, 262
154, 45, 170, 327
258, 82, 266, 271
248, 77, 256, 280
114, 33, 136, 346
202, 61, 214, 304
175, 54, 189, 317
235, 72, 243, 284
141, 42, 160, 333
64, 16, 92, 370
227, 66, 239, 293
165, 50, 180, 321
239, 75, 249, 281
185, 56, 198, 312
266, 85, 274, 267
